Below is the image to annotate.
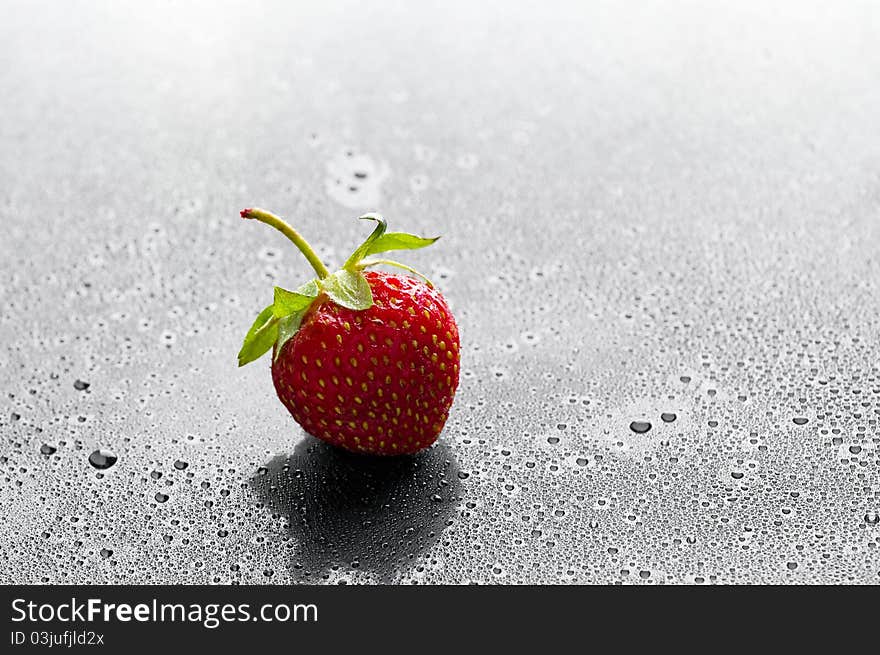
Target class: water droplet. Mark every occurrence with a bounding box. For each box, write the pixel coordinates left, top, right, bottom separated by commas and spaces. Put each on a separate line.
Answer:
40, 444, 57, 455
154, 492, 169, 503
173, 459, 188, 470
629, 421, 651, 434
73, 379, 90, 391
660, 412, 677, 423
88, 448, 117, 470
792, 417, 808, 425
100, 548, 113, 559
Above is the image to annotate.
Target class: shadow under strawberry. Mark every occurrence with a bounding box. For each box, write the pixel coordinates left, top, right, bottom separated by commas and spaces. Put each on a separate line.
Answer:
249, 437, 462, 582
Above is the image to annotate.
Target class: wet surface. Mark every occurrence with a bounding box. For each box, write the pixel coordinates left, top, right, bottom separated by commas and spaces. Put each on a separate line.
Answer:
1, 1, 880, 583
250, 440, 460, 581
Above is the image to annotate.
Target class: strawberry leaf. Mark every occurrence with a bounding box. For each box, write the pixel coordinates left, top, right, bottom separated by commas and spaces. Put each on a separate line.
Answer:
238, 305, 279, 367
272, 285, 315, 317
366, 232, 439, 255
343, 213, 387, 270
274, 310, 306, 361
359, 257, 434, 287
322, 269, 373, 310
296, 279, 320, 297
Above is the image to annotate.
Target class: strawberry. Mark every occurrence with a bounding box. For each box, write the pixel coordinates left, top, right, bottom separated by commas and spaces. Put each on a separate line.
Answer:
238, 208, 460, 455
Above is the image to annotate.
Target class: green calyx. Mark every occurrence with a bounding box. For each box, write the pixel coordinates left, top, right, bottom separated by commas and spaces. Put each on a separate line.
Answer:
237, 208, 439, 367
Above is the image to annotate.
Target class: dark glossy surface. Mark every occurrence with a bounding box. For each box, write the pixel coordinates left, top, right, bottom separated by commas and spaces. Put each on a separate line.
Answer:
2, 1, 880, 583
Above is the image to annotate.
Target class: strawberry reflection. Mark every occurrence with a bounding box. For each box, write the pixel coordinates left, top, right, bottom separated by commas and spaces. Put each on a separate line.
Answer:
250, 437, 461, 582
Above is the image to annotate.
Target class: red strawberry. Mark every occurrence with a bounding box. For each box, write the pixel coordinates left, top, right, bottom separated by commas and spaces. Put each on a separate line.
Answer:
237, 208, 460, 455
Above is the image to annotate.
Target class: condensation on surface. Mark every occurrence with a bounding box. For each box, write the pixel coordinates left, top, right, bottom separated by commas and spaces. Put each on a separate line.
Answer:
1, 0, 880, 584
324, 149, 391, 210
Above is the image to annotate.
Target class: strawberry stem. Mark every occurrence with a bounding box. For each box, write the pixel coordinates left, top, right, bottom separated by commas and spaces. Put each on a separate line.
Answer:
240, 208, 330, 279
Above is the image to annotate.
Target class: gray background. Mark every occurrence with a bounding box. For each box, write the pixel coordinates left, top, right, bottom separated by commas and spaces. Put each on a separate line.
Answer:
1, 0, 879, 583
